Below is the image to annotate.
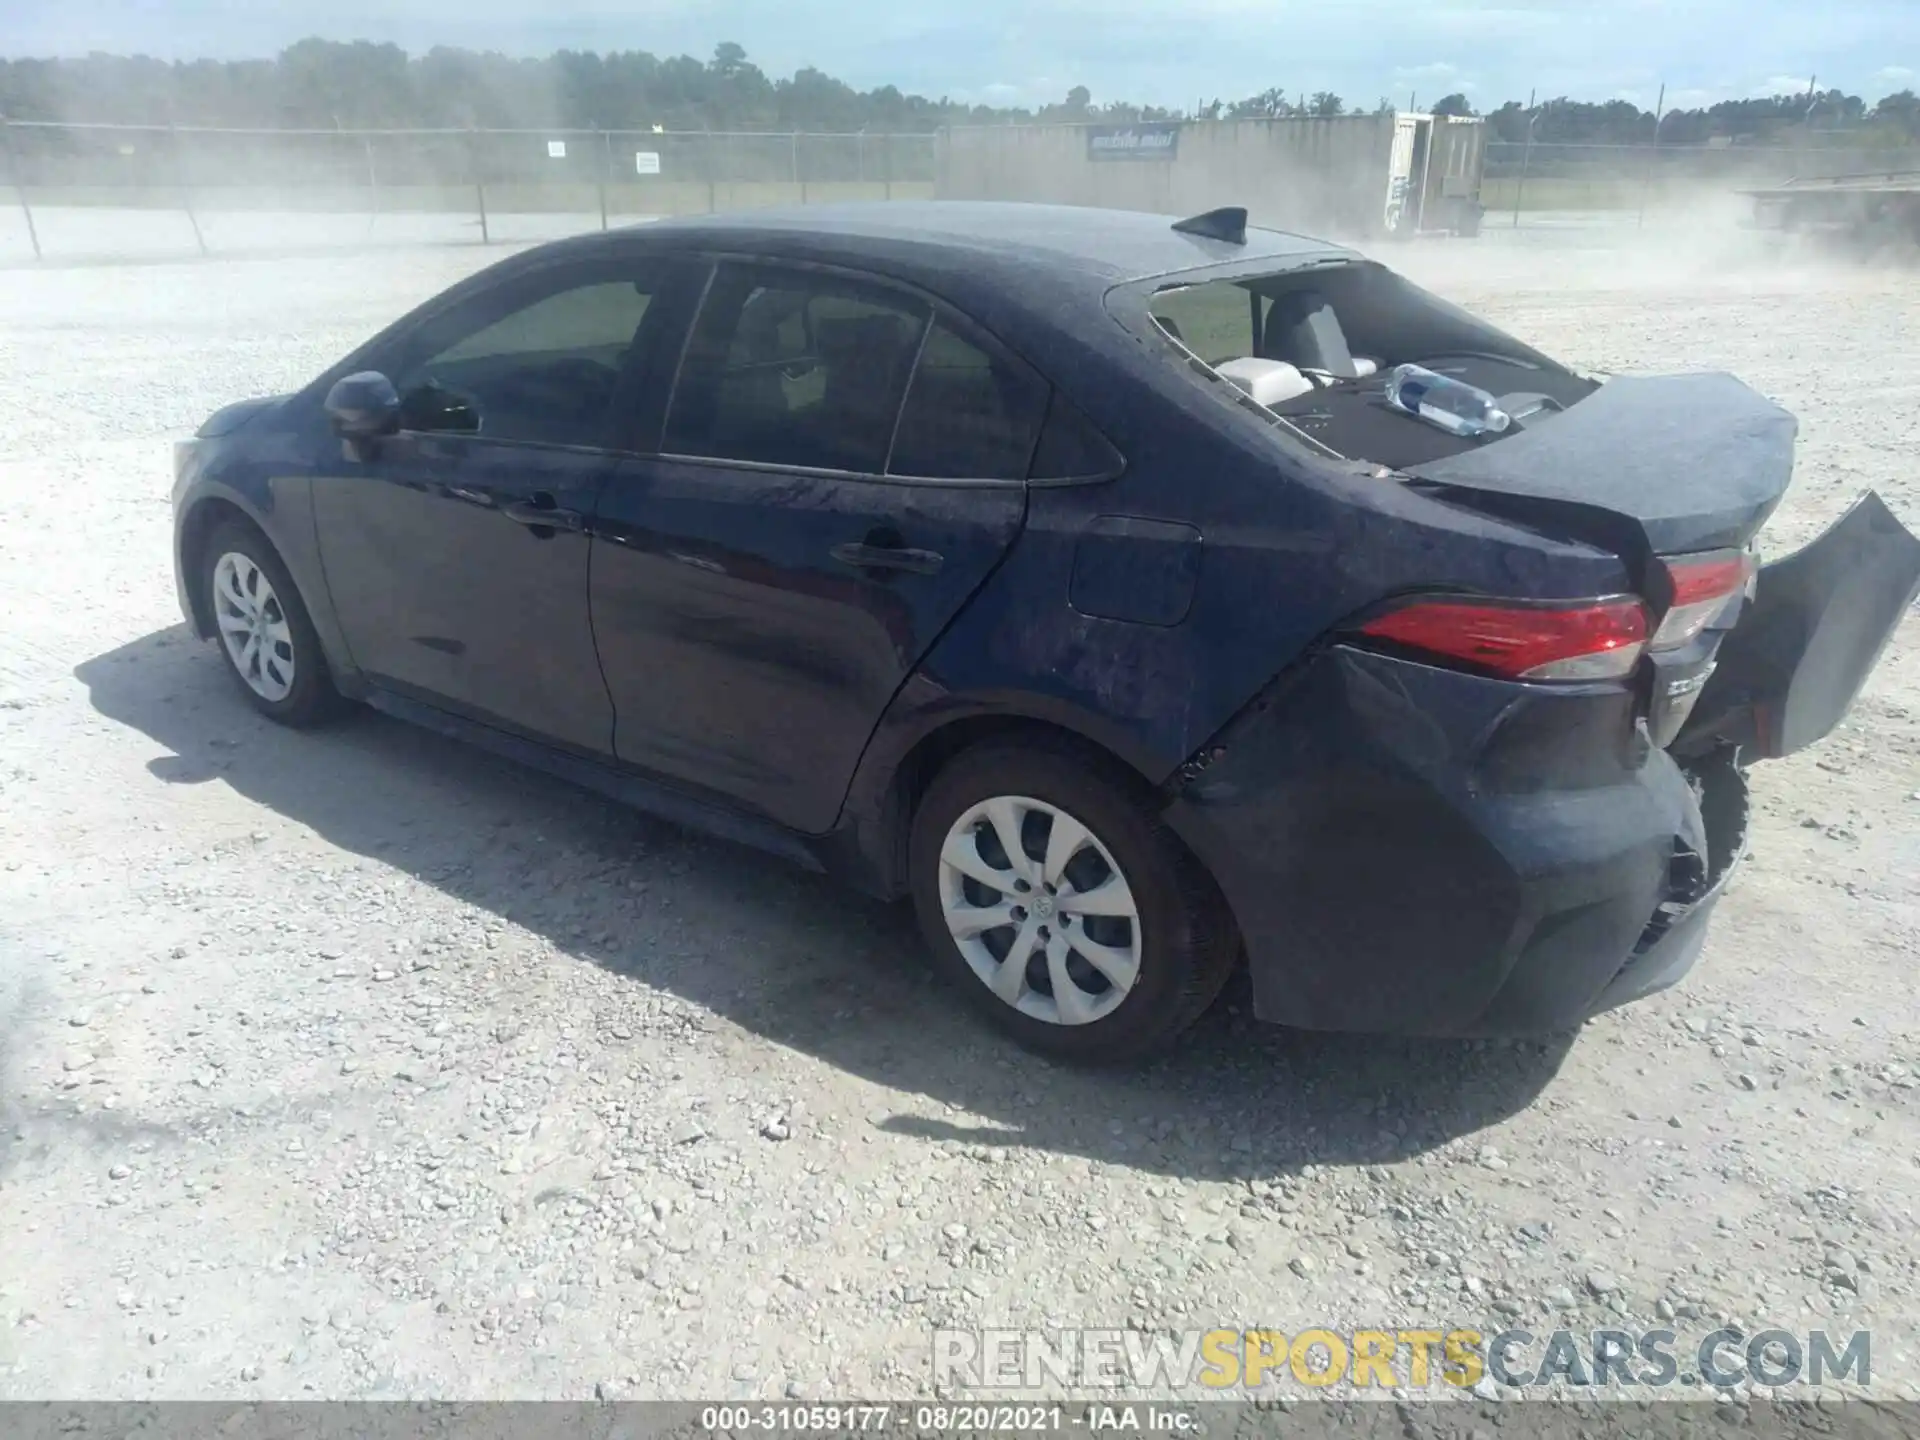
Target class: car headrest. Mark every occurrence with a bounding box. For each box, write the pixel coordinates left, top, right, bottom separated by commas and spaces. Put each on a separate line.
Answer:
734, 288, 804, 361
815, 314, 916, 393
1264, 290, 1357, 379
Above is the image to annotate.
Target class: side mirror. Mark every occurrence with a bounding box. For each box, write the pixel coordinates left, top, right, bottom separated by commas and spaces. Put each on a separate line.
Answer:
324, 371, 401, 457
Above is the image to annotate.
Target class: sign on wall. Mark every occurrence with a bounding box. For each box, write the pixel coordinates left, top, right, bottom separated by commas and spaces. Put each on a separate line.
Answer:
1087, 124, 1181, 162
546, 140, 568, 159
634, 151, 662, 175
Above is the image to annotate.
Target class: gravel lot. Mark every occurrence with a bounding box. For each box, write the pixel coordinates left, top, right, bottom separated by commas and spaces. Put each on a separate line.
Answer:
1, 217, 1917, 1403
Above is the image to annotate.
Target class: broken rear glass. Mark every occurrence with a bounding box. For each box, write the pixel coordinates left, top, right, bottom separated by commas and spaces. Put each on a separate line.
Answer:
1139, 261, 1598, 469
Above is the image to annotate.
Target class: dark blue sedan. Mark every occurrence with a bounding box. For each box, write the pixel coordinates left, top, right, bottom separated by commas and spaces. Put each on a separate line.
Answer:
171, 202, 1920, 1063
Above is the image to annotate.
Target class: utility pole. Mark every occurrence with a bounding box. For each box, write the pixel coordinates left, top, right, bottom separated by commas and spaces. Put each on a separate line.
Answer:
1638, 83, 1665, 228
597, 124, 610, 231
469, 127, 489, 244
0, 112, 41, 260
1511, 88, 1536, 228
170, 122, 207, 256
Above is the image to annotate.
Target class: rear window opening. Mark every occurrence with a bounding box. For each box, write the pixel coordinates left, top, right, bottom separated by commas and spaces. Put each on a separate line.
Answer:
1141, 262, 1600, 471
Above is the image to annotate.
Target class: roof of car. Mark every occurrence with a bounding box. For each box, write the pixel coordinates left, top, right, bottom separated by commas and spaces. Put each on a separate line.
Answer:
610, 201, 1352, 287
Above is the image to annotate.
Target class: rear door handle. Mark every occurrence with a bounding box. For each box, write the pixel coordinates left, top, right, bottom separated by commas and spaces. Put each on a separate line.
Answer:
830, 542, 943, 576
501, 494, 585, 534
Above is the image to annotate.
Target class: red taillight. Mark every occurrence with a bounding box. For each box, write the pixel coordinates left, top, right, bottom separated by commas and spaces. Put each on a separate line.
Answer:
1653, 551, 1752, 650
1357, 596, 1649, 681
1668, 554, 1749, 606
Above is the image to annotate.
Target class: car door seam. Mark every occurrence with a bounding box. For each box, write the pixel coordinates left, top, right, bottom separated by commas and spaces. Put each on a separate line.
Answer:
582, 464, 626, 757
299, 470, 365, 679
818, 480, 1035, 839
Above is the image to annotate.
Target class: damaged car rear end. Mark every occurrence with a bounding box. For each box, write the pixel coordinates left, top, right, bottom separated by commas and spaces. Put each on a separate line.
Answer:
1122, 221, 1920, 1036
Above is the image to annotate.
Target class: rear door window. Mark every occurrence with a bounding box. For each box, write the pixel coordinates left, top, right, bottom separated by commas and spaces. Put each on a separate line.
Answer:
1030, 391, 1125, 481
664, 265, 929, 474
886, 321, 1047, 481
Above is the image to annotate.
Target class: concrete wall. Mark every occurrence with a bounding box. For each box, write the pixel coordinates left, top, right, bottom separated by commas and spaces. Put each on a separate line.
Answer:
937, 118, 1397, 240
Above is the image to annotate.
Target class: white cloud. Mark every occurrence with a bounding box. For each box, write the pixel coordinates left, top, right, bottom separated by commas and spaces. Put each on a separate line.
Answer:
969, 74, 1082, 107
1663, 87, 1723, 110
1389, 62, 1480, 99
947, 80, 1040, 106
1612, 83, 1727, 109
1873, 65, 1916, 87
1753, 75, 1815, 97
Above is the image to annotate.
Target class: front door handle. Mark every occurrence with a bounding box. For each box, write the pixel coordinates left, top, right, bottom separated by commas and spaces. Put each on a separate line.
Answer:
501, 493, 585, 535
830, 542, 943, 576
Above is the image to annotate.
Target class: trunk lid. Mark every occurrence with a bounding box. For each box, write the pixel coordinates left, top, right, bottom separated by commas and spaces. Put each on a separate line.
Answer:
1403, 372, 1917, 763
1672, 490, 1920, 760
1408, 372, 1795, 556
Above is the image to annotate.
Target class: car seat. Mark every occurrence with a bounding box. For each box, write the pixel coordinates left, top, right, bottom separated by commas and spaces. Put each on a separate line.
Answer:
1263, 290, 1358, 380
813, 314, 918, 470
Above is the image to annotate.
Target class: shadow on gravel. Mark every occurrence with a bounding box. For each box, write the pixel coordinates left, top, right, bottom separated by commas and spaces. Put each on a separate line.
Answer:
78, 627, 1573, 1181
0, 1102, 181, 1183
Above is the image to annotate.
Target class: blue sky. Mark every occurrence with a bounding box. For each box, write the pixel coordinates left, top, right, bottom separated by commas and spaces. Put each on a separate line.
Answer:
6, 0, 1918, 111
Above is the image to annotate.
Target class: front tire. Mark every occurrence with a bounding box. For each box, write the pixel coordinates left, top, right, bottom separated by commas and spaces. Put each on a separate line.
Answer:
200, 520, 344, 727
908, 737, 1237, 1064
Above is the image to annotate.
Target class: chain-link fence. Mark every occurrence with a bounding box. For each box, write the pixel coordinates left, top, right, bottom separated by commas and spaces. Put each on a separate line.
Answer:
11, 116, 1920, 260
1484, 139, 1920, 222
0, 120, 941, 261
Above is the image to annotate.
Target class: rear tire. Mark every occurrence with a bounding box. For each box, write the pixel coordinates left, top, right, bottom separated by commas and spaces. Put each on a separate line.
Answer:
908, 737, 1237, 1064
200, 520, 345, 728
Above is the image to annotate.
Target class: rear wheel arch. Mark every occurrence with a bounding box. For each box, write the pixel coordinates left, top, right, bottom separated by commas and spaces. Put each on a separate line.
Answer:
904, 726, 1242, 1061
849, 707, 1180, 900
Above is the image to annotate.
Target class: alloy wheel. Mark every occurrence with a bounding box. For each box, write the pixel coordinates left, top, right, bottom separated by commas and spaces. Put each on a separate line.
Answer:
212, 550, 296, 703
936, 794, 1142, 1026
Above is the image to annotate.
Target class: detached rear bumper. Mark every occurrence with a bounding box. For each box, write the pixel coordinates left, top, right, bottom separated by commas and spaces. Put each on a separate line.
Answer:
1164, 646, 1748, 1038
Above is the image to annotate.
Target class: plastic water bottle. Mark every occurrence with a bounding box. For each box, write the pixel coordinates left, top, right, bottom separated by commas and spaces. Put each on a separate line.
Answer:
1384, 363, 1512, 438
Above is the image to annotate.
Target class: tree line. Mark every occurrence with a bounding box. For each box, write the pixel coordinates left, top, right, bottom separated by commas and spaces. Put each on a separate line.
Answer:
3, 39, 1918, 147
